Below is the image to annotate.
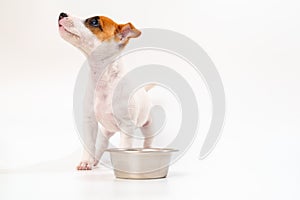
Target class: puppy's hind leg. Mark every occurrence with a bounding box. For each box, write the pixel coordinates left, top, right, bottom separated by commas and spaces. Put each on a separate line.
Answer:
119, 132, 134, 148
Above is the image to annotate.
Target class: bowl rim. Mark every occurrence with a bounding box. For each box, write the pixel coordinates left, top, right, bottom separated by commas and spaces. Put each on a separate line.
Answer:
105, 148, 178, 153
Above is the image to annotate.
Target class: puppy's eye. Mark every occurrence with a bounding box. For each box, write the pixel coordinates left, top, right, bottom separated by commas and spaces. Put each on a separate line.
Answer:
90, 18, 99, 27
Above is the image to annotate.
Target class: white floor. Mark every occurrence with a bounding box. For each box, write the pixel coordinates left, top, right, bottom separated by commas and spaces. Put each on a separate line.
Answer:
0, 150, 190, 200
1, 135, 300, 200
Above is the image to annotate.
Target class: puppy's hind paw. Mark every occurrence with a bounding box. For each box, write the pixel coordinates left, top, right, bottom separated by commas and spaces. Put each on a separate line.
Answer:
76, 161, 93, 170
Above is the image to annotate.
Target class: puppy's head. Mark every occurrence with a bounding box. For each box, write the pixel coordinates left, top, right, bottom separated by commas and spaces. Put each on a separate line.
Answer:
58, 12, 141, 56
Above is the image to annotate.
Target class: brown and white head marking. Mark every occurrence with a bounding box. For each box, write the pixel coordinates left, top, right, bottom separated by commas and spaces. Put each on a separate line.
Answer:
58, 12, 141, 56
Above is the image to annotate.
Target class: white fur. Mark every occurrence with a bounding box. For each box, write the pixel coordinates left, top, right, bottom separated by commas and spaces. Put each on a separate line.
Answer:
59, 14, 154, 170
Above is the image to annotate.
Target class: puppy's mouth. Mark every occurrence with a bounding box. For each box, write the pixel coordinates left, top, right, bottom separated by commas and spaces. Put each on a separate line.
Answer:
58, 22, 80, 38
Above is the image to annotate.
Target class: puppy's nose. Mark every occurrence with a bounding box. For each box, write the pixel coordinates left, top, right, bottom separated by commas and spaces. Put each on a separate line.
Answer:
59, 12, 68, 20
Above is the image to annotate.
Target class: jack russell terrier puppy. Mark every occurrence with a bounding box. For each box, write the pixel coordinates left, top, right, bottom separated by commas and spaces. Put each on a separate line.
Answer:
58, 12, 155, 170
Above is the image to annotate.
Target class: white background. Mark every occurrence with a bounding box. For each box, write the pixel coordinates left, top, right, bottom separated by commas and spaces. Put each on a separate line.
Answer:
0, 0, 300, 199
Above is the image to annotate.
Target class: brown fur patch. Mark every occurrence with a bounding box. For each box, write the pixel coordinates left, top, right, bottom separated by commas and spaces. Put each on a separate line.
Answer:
84, 16, 119, 41
84, 16, 141, 44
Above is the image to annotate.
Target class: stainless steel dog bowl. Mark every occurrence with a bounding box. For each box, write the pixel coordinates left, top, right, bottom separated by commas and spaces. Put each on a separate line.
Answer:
106, 148, 178, 179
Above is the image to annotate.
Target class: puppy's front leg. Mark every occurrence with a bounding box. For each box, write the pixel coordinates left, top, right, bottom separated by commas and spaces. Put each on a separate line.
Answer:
77, 73, 98, 170
94, 127, 115, 166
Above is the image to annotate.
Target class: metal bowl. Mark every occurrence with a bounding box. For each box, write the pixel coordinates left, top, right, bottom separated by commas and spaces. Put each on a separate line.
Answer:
105, 148, 178, 179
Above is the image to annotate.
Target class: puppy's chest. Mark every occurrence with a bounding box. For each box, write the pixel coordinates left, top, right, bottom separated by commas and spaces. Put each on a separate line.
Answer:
90, 61, 131, 130
94, 83, 114, 112
91, 64, 124, 126
91, 62, 121, 109
92, 80, 119, 131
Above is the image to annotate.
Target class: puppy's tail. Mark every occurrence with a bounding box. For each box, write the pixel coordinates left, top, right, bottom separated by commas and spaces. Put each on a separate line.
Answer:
144, 83, 156, 92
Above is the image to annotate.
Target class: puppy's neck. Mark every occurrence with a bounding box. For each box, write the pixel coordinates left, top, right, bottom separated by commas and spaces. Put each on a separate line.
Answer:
87, 42, 123, 82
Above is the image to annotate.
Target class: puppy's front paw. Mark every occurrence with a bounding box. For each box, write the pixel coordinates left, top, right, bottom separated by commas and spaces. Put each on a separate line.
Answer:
77, 161, 93, 170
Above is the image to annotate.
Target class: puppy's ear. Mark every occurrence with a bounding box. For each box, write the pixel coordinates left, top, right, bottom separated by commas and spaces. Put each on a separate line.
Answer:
117, 23, 141, 41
